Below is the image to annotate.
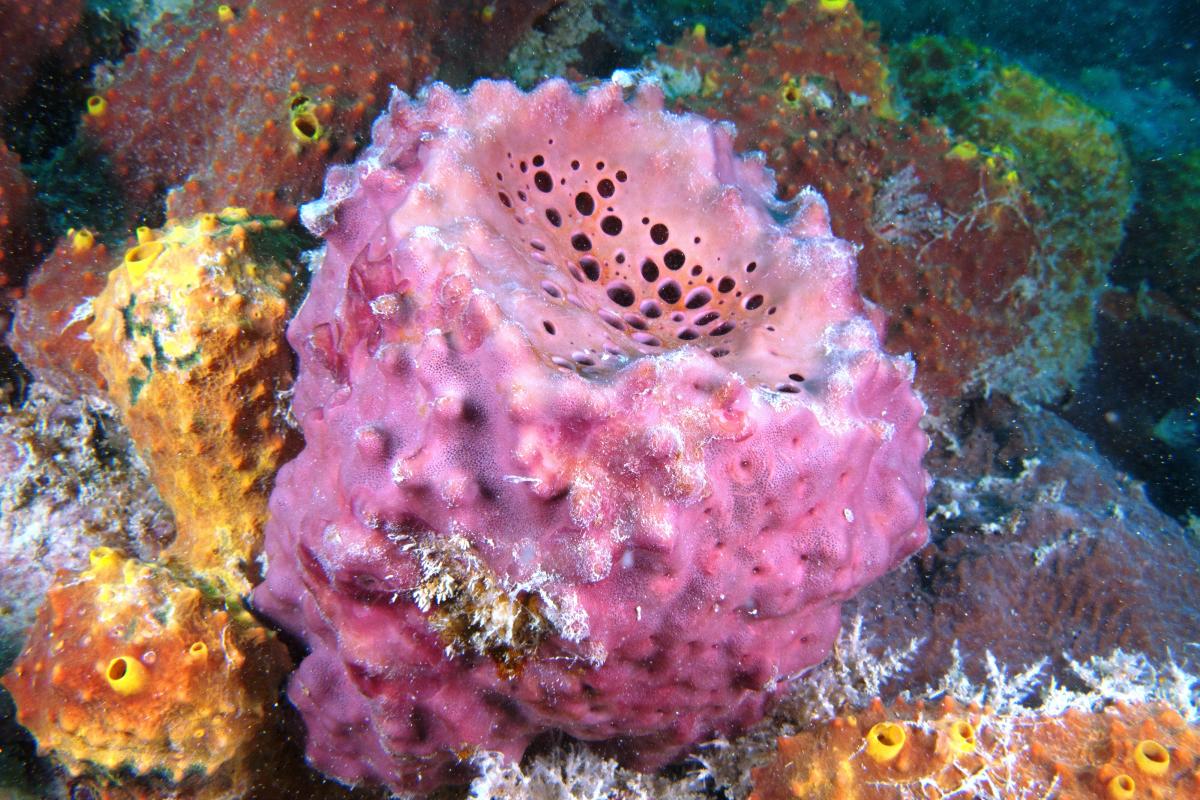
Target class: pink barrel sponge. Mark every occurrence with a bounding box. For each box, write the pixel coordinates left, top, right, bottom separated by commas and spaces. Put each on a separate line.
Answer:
254, 79, 929, 793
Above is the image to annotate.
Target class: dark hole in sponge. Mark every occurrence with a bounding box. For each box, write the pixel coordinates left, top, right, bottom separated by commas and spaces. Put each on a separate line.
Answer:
498, 192, 512, 208
572, 234, 592, 252
534, 171, 554, 192
580, 257, 601, 281
718, 276, 735, 293
601, 215, 623, 236
650, 223, 669, 245
597, 178, 615, 198
607, 284, 636, 307
641, 258, 659, 282
546, 208, 562, 227
663, 249, 686, 270
685, 289, 712, 310
658, 281, 682, 304
575, 193, 595, 215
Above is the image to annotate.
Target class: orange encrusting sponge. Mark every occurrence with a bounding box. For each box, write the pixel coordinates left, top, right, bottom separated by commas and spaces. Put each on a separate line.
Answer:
750, 696, 1200, 800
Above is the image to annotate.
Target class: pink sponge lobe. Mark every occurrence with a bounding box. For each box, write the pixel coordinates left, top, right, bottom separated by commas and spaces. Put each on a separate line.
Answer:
256, 78, 929, 794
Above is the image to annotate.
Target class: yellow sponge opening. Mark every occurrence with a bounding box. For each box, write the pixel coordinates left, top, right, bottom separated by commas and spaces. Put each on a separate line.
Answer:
865, 721, 906, 763
1134, 739, 1170, 776
105, 656, 149, 696
1107, 774, 1135, 799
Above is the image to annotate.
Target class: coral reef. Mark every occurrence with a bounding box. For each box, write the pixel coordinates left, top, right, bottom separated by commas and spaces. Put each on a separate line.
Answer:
848, 395, 1200, 690
254, 77, 928, 793
656, 0, 1119, 409
87, 210, 303, 589
749, 695, 1199, 799
856, 0, 1197, 102
1, 549, 291, 795
652, 0, 1056, 410
82, 0, 438, 221
433, 1, 564, 86
506, 0, 606, 87
893, 35, 1133, 380
502, 0, 769, 89
9, 229, 112, 398
0, 384, 172, 666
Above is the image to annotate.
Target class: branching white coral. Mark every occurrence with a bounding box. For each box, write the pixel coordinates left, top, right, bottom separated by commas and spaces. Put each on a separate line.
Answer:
468, 747, 702, 800
932, 645, 1048, 714
1050, 648, 1200, 720
787, 615, 924, 719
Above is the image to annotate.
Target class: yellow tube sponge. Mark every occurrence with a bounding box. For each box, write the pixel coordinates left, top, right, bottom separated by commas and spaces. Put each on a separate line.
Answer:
290, 109, 322, 143
1107, 774, 1136, 799
1134, 739, 1170, 776
88, 212, 303, 591
947, 719, 977, 754
71, 229, 95, 253
104, 656, 149, 696
866, 721, 906, 763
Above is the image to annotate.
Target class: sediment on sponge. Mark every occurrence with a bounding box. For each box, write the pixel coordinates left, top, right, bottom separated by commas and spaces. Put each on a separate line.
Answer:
255, 77, 928, 794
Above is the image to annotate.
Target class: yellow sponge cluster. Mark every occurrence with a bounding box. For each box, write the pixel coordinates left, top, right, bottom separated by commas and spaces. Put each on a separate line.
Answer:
88, 210, 302, 591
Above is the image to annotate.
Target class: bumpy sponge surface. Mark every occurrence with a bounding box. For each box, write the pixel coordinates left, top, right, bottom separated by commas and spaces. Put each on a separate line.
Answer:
254, 79, 929, 793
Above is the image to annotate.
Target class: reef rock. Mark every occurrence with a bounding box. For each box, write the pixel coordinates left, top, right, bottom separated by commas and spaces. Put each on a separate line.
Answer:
254, 79, 928, 792
0, 384, 172, 665
850, 396, 1200, 691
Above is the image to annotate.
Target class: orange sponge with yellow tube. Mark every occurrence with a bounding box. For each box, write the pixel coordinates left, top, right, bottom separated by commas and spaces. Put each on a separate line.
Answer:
750, 695, 1200, 799
0, 549, 289, 785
